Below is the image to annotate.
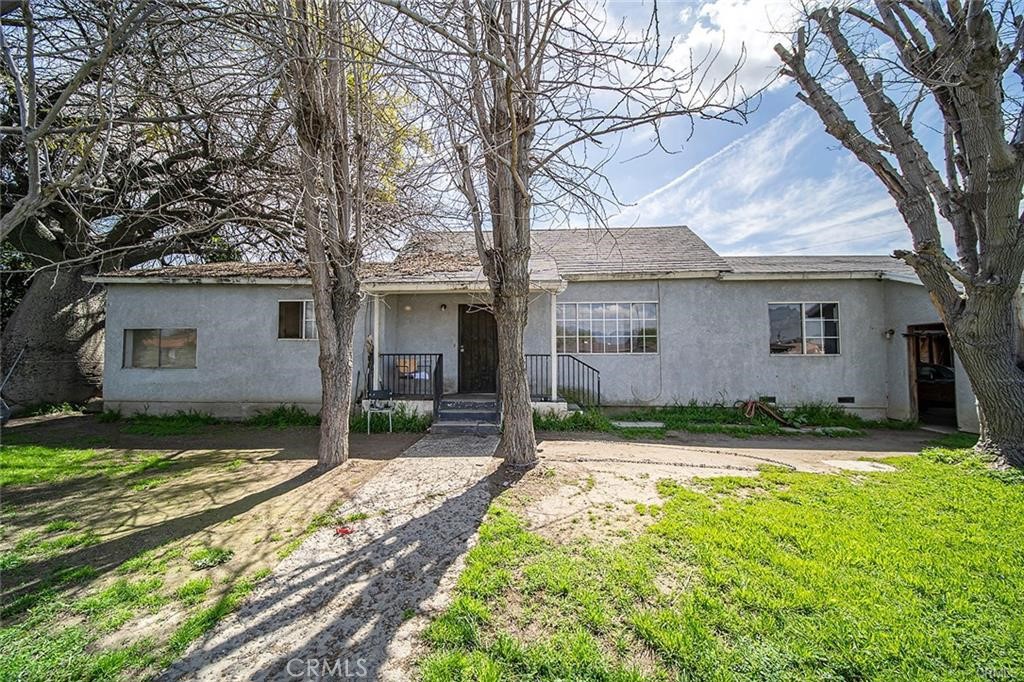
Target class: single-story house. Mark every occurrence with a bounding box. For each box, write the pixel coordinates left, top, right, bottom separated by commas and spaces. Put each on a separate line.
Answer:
87, 225, 980, 432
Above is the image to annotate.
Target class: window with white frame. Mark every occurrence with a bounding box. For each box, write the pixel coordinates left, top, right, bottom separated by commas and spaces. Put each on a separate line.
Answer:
123, 328, 197, 368
768, 302, 840, 355
278, 300, 317, 339
556, 302, 657, 354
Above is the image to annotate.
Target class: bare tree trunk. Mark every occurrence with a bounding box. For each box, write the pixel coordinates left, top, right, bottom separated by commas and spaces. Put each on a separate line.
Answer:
314, 285, 361, 469
948, 292, 1024, 467
492, 250, 536, 467
1, 267, 104, 406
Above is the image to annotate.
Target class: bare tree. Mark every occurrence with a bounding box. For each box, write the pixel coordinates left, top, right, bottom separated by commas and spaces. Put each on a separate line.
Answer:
1, 0, 295, 405
775, 0, 1024, 466
373, 0, 747, 467
0, 0, 157, 240
270, 0, 429, 469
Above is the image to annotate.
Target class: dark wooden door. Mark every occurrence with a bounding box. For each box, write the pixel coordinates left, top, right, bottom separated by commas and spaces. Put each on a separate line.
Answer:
458, 305, 498, 393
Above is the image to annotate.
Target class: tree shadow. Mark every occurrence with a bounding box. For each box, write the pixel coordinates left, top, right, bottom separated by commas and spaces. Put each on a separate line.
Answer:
161, 463, 523, 681
3, 464, 325, 604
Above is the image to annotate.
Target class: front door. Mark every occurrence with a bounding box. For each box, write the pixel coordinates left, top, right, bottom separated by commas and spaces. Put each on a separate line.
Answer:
458, 304, 498, 393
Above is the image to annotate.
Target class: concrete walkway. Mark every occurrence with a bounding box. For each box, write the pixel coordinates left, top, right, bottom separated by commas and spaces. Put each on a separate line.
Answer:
162, 435, 505, 682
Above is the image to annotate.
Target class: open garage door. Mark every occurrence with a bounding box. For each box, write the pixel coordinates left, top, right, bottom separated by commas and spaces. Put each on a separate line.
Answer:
906, 324, 957, 427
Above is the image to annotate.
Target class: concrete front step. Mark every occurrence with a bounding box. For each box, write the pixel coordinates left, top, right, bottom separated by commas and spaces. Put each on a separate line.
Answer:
439, 399, 497, 411
430, 420, 500, 436
437, 409, 498, 423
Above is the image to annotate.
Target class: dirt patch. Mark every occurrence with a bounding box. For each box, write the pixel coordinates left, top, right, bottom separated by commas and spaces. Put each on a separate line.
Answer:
510, 430, 933, 543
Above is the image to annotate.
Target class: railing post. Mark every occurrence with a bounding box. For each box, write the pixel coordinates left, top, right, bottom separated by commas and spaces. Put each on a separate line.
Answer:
549, 292, 558, 401
372, 295, 381, 390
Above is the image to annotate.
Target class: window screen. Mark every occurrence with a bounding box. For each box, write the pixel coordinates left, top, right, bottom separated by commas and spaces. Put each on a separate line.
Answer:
279, 301, 317, 339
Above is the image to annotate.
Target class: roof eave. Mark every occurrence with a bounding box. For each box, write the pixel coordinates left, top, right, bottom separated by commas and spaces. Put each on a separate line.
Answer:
718, 271, 921, 283
364, 278, 566, 294
83, 275, 311, 285
563, 269, 724, 282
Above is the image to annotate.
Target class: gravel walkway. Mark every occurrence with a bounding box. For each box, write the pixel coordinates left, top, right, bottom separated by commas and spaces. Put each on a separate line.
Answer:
162, 435, 506, 681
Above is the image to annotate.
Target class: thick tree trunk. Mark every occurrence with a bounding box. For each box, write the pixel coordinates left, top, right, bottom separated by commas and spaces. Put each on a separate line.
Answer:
0, 267, 105, 407
315, 287, 360, 470
493, 251, 537, 468
946, 289, 1024, 468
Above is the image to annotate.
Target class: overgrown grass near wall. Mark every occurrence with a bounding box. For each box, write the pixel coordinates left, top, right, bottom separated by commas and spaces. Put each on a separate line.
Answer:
90, 404, 431, 435
536, 401, 920, 439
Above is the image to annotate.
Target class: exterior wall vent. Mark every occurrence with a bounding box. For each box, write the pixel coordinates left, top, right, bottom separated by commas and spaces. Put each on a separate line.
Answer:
837, 396, 856, 404
759, 396, 777, 404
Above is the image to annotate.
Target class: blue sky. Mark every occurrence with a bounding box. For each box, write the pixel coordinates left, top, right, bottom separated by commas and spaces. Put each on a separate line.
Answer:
593, 0, 917, 257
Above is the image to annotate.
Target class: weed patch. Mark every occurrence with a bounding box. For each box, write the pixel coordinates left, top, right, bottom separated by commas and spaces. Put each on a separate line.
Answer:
165, 574, 261, 659
188, 546, 233, 570
350, 405, 431, 433
175, 577, 213, 606
24, 402, 83, 417
122, 411, 221, 436
245, 404, 320, 428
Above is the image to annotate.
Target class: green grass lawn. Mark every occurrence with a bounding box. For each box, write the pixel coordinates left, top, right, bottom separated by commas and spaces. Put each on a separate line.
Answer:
0, 443, 175, 487
421, 443, 1024, 681
0, 439, 285, 681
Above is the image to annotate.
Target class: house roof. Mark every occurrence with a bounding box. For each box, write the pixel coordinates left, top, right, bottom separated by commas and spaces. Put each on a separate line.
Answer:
98, 262, 310, 280
535, 226, 729, 276
87, 227, 922, 287
425, 226, 729, 278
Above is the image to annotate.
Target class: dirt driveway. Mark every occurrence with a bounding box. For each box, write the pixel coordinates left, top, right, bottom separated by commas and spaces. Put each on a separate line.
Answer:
162, 434, 512, 682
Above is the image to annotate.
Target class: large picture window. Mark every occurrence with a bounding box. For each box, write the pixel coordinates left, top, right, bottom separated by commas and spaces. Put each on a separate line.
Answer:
556, 302, 657, 354
769, 302, 839, 355
279, 300, 317, 340
123, 328, 197, 368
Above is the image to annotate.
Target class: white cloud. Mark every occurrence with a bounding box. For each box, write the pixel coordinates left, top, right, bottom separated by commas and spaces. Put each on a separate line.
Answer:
668, 0, 804, 99
611, 104, 924, 255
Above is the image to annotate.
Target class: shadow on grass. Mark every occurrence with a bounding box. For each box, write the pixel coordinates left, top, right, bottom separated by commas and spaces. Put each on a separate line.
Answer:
2, 464, 326, 607
159, 464, 523, 681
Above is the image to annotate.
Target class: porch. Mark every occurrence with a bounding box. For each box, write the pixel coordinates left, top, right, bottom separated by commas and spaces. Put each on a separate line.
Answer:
363, 289, 599, 417
371, 352, 601, 409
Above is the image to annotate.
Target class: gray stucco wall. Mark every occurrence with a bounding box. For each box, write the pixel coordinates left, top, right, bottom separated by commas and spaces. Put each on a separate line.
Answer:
557, 276, 978, 428
102, 276, 980, 428
374, 291, 552, 394
558, 278, 893, 415
103, 283, 367, 417
103, 284, 551, 417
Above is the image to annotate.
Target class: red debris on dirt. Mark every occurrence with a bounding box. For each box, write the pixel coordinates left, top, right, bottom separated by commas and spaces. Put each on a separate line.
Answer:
334, 526, 353, 536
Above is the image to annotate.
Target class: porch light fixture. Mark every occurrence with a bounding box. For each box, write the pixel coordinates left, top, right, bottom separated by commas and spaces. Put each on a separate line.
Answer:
403, 304, 412, 312
440, 304, 447, 311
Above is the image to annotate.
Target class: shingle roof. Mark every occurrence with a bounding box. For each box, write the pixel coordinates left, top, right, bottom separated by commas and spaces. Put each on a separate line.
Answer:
533, 226, 728, 275
725, 255, 916, 277
426, 226, 729, 277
